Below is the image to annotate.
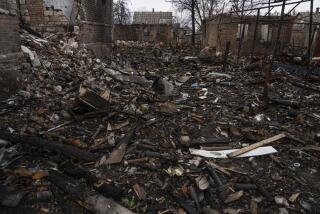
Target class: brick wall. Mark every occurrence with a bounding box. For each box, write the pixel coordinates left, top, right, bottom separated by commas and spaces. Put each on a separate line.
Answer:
113, 24, 174, 43
0, 0, 17, 12
77, 0, 113, 58
20, 0, 70, 33
0, 8, 23, 101
19, 0, 45, 31
0, 14, 20, 54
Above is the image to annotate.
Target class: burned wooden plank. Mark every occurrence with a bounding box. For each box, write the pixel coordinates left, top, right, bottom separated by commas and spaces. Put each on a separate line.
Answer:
48, 170, 134, 214
2, 134, 96, 162
270, 98, 300, 108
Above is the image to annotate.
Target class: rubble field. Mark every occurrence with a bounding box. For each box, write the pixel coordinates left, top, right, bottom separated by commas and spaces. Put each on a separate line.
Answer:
0, 32, 320, 214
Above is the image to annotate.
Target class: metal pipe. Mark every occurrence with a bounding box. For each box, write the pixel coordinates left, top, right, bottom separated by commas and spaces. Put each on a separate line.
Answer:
286, 1, 302, 15
264, 6, 275, 16
228, 0, 310, 14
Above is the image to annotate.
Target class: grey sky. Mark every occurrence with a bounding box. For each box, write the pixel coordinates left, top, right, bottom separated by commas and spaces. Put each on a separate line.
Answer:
128, 0, 320, 13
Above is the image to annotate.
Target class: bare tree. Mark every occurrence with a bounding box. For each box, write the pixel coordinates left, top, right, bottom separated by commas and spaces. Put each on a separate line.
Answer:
173, 11, 192, 27
113, 0, 131, 25
171, 0, 225, 27
229, 0, 265, 14
172, 0, 265, 25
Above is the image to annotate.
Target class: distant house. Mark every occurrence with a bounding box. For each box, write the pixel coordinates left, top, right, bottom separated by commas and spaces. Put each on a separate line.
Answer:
202, 14, 296, 57
114, 10, 174, 43
133, 11, 173, 25
291, 8, 320, 57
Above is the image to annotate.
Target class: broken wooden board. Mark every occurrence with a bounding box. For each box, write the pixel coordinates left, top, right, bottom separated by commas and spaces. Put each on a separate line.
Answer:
301, 145, 320, 152
190, 146, 278, 159
227, 133, 286, 158
79, 87, 110, 111
100, 128, 136, 165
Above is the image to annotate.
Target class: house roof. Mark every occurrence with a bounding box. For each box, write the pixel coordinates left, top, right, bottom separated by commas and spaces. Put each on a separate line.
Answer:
292, 12, 320, 30
297, 12, 320, 23
133, 11, 173, 25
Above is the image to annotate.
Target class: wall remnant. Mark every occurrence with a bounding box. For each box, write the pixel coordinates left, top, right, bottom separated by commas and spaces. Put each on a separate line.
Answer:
290, 10, 320, 57
113, 24, 174, 43
19, 0, 71, 32
0, 2, 24, 101
202, 14, 296, 57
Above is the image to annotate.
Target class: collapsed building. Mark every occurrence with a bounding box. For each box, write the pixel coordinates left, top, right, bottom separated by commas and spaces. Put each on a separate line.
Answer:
113, 10, 174, 43
202, 14, 296, 57
19, 0, 113, 57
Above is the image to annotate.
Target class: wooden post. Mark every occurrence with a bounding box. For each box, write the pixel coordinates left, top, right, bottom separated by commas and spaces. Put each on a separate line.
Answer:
223, 41, 231, 73
272, 0, 286, 61
237, 0, 247, 63
251, 9, 260, 63
307, 0, 314, 64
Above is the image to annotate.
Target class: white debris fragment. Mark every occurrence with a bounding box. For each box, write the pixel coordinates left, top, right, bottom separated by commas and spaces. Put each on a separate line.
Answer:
189, 146, 278, 158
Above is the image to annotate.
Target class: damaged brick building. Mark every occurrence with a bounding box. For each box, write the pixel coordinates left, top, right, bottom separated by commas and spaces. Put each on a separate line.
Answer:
19, 0, 113, 57
0, 1, 23, 101
202, 14, 296, 57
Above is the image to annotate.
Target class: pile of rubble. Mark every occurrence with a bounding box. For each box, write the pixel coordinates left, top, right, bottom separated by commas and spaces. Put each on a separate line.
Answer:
0, 32, 319, 214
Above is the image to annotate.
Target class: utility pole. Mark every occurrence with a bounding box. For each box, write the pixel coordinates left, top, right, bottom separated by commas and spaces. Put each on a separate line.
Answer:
191, 0, 196, 46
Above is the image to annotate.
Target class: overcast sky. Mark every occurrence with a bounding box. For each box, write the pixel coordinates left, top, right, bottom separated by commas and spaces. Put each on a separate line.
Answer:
128, 0, 320, 13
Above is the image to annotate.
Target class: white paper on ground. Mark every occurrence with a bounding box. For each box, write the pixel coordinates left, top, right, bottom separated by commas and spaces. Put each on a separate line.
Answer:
189, 146, 277, 158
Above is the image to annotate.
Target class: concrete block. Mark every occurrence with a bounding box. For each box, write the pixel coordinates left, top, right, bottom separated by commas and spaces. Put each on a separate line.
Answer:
44, 10, 53, 16
54, 10, 63, 16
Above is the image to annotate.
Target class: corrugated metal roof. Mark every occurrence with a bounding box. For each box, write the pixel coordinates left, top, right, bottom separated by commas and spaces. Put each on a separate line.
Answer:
133, 11, 173, 25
